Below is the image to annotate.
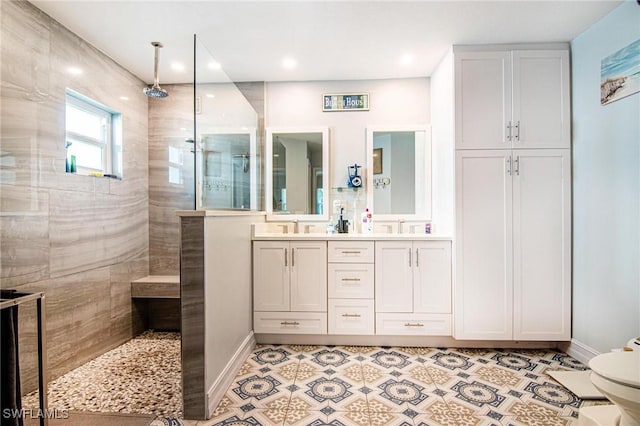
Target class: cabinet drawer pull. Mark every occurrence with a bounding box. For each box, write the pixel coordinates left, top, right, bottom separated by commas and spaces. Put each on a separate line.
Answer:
404, 322, 424, 327
280, 321, 300, 326
341, 278, 361, 282
284, 248, 288, 267
341, 250, 361, 254
342, 313, 361, 318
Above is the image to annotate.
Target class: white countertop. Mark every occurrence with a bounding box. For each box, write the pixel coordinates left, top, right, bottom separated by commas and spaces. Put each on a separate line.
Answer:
252, 232, 452, 241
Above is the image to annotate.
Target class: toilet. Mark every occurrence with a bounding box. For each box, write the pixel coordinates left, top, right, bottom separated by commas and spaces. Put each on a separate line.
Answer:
580, 351, 640, 426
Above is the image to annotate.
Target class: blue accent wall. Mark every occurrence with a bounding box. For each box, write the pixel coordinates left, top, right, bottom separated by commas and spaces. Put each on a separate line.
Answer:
571, 0, 640, 353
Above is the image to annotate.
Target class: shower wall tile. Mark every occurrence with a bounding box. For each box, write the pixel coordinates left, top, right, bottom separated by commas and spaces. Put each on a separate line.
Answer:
109, 252, 150, 339
0, 185, 50, 287
148, 84, 194, 275
1, 0, 149, 392
49, 190, 148, 278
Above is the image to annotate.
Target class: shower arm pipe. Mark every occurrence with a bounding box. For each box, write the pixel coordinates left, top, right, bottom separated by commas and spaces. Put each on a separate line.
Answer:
152, 42, 161, 87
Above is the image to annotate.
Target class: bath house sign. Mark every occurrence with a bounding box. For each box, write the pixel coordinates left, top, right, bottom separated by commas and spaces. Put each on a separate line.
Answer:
323, 93, 370, 111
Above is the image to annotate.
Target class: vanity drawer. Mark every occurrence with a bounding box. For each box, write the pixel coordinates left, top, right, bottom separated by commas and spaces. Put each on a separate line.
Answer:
328, 241, 374, 263
328, 299, 374, 335
254, 312, 327, 334
328, 264, 374, 299
375, 313, 451, 336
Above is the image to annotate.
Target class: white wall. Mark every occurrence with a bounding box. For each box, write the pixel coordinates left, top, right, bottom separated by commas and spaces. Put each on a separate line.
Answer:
266, 78, 430, 218
571, 0, 640, 353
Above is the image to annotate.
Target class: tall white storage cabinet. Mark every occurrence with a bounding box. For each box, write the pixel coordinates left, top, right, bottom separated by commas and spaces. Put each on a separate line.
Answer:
455, 50, 570, 150
432, 44, 572, 342
455, 149, 571, 340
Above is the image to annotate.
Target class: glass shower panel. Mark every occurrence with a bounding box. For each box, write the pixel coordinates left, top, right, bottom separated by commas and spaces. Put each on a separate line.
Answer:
194, 36, 262, 210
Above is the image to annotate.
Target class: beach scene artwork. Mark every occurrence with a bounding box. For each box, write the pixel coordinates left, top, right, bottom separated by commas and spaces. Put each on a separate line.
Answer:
601, 38, 640, 105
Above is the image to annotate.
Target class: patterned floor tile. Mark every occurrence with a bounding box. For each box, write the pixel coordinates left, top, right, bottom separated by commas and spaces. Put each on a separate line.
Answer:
205, 407, 287, 426
326, 410, 372, 426
500, 414, 577, 426
509, 378, 582, 418
472, 365, 525, 388
486, 352, 547, 376
413, 398, 504, 426
246, 346, 299, 369
361, 348, 425, 375
429, 350, 479, 373
303, 347, 363, 371
368, 410, 415, 426
441, 377, 523, 418
366, 376, 443, 415
290, 369, 369, 413
223, 371, 293, 410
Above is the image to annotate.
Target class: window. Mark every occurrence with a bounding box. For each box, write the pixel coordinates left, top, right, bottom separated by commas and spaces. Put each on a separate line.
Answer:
65, 90, 122, 177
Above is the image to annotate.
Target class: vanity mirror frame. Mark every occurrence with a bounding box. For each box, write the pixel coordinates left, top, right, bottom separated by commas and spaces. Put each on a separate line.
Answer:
265, 126, 330, 222
365, 125, 432, 220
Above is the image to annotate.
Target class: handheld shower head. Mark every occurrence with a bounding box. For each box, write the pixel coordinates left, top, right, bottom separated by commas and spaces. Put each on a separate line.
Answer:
144, 42, 168, 98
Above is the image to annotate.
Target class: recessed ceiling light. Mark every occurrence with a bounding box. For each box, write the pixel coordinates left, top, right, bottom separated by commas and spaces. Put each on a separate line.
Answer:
208, 61, 221, 70
400, 54, 415, 66
206, 93, 215, 98
67, 67, 83, 75
282, 57, 297, 70
171, 62, 185, 72
120, 96, 129, 101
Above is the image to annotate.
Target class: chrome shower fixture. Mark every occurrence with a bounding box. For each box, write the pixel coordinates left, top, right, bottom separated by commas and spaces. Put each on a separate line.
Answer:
143, 42, 168, 98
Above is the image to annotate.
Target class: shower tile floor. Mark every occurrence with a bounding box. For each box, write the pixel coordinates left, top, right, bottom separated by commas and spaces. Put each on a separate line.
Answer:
24, 332, 613, 425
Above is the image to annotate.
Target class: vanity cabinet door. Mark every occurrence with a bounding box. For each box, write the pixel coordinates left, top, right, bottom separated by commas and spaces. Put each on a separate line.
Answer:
253, 241, 290, 312
413, 241, 452, 314
375, 241, 413, 313
290, 241, 327, 312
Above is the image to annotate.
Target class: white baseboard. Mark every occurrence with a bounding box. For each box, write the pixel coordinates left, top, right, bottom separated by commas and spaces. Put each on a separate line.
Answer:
206, 331, 256, 419
557, 338, 600, 364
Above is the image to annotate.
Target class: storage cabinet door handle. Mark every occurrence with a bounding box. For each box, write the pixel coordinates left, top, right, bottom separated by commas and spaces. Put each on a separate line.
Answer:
280, 321, 300, 326
342, 313, 361, 318
341, 278, 361, 282
507, 156, 512, 176
404, 322, 424, 327
292, 248, 295, 267
507, 121, 512, 141
416, 249, 419, 267
409, 249, 412, 267
515, 156, 520, 176
341, 251, 361, 254
284, 248, 288, 266
514, 121, 520, 141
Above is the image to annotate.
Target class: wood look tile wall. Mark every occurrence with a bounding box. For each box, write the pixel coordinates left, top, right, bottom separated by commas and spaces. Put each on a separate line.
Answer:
0, 0, 149, 392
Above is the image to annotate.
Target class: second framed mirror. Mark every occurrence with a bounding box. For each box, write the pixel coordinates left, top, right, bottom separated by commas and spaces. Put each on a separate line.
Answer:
366, 125, 432, 220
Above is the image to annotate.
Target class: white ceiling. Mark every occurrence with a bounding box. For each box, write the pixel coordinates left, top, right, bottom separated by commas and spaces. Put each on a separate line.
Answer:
31, 0, 621, 85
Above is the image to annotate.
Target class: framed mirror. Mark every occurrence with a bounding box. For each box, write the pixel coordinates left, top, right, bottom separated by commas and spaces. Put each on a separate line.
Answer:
265, 127, 329, 221
366, 125, 431, 220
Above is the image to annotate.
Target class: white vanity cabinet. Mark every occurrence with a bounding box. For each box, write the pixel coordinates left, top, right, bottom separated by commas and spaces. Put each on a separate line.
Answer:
253, 240, 327, 334
375, 241, 452, 335
454, 149, 571, 340
327, 241, 375, 335
455, 49, 570, 150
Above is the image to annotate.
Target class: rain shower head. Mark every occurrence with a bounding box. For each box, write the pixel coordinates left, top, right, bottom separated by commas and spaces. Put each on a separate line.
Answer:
143, 42, 168, 98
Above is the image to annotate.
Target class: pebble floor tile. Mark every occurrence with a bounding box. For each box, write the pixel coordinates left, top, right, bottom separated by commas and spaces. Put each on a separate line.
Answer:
23, 331, 182, 419
22, 333, 614, 425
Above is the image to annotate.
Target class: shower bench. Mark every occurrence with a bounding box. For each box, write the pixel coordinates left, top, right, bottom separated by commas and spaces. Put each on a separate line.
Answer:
131, 275, 180, 299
